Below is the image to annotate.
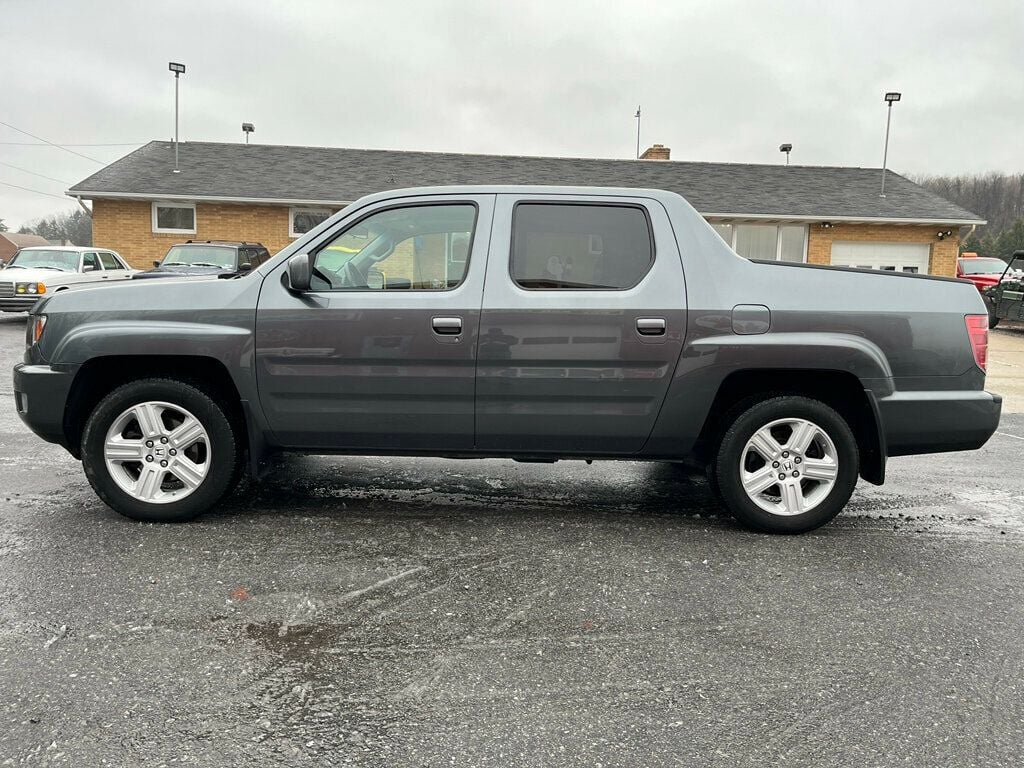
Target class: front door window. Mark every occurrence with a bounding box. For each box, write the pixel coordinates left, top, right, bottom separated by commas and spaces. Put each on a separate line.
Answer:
311, 204, 477, 291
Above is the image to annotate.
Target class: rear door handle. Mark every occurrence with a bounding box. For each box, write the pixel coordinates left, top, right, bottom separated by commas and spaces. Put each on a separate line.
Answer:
636, 317, 666, 336
432, 316, 463, 335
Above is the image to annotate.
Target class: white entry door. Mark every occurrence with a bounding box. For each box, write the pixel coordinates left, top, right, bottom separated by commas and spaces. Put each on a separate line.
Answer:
830, 242, 931, 275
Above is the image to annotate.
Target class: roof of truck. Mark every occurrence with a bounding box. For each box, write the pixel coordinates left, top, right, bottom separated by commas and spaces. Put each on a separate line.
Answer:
68, 140, 984, 225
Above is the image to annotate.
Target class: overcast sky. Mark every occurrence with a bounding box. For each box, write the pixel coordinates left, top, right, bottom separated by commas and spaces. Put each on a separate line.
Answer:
2, 0, 1022, 228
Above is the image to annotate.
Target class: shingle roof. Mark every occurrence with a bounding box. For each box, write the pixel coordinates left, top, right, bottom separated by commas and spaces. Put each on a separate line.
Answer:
68, 141, 983, 224
0, 233, 49, 248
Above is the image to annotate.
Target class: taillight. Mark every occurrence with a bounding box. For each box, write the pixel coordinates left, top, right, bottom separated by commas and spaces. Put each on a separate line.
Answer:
965, 314, 988, 372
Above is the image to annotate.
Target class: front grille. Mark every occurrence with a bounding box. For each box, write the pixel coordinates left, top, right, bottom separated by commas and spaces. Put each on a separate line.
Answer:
0, 282, 13, 298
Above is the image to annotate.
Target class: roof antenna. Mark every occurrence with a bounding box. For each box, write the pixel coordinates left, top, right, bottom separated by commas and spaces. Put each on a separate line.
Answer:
634, 105, 641, 159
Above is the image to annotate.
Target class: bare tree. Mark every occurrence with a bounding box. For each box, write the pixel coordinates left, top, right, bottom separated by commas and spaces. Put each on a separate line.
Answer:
913, 172, 1024, 236
18, 209, 92, 246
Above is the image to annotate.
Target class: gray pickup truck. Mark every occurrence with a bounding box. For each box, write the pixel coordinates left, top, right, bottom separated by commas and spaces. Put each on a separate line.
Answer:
13, 186, 1001, 533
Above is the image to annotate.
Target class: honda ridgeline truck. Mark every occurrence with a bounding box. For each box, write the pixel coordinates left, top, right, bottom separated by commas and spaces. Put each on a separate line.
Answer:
13, 187, 1002, 533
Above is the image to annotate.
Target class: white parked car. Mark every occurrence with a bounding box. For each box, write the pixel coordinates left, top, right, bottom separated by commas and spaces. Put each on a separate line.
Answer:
0, 246, 136, 312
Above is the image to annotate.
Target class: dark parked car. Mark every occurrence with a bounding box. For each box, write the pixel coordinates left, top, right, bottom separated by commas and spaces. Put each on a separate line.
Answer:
983, 249, 1024, 328
133, 241, 270, 280
13, 186, 1001, 533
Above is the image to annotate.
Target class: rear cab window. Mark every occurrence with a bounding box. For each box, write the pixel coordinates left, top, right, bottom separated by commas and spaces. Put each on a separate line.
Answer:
510, 203, 654, 290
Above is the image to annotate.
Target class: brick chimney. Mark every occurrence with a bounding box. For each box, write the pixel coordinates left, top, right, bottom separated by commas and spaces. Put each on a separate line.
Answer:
640, 144, 671, 160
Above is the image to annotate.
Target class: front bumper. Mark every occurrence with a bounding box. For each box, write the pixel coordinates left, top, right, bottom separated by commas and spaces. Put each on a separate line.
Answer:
0, 296, 40, 312
12, 363, 76, 448
877, 390, 1002, 457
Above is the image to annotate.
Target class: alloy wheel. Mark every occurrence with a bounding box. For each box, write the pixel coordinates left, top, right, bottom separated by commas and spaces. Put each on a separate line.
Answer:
738, 417, 839, 516
103, 401, 211, 504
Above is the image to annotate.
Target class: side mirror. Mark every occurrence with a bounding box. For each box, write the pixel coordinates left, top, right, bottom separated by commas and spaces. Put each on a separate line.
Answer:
153, 260, 161, 268
237, 262, 252, 273
286, 253, 312, 292
83, 264, 97, 272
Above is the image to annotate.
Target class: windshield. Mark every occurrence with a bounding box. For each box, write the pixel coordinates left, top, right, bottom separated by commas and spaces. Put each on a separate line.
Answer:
161, 245, 236, 268
7, 249, 79, 271
959, 257, 1009, 276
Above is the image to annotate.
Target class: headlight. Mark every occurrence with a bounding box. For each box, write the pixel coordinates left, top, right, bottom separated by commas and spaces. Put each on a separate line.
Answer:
15, 282, 46, 295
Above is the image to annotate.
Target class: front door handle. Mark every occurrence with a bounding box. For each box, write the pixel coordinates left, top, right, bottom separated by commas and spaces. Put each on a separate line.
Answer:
636, 317, 666, 336
432, 316, 463, 335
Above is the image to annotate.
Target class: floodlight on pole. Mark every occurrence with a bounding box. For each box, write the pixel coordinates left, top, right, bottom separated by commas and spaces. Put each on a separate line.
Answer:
169, 62, 186, 173
779, 143, 792, 165
880, 91, 901, 197
242, 123, 255, 144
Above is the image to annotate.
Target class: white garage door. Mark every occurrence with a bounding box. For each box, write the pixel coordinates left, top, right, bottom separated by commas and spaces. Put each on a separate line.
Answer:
830, 242, 930, 275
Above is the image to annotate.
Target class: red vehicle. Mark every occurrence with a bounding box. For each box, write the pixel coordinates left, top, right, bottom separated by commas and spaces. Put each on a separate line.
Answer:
957, 254, 1009, 291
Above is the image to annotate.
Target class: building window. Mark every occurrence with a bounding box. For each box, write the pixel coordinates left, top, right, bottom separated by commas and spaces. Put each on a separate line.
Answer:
714, 222, 807, 263
290, 207, 333, 238
735, 224, 779, 261
151, 202, 196, 234
511, 203, 653, 290
711, 223, 733, 244
779, 225, 806, 262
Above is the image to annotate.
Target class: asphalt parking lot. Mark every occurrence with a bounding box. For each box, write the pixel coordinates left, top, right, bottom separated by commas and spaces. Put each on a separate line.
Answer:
1, 312, 1023, 767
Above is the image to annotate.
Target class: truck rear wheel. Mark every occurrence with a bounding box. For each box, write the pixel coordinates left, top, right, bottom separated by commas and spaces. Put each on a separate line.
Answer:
714, 396, 859, 534
81, 378, 242, 522
984, 296, 1000, 329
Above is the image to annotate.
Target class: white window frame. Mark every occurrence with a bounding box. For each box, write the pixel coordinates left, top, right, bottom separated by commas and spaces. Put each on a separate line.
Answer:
289, 207, 333, 239
712, 221, 808, 263
151, 201, 196, 234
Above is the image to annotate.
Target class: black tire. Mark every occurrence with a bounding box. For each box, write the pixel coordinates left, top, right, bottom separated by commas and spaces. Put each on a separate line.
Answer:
985, 298, 1000, 330
714, 396, 859, 534
81, 378, 243, 522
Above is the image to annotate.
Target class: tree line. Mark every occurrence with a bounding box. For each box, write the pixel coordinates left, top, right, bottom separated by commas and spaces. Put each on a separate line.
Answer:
14, 208, 93, 246
912, 172, 1024, 259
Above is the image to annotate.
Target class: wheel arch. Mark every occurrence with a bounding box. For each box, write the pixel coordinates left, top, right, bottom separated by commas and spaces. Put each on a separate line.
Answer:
63, 355, 248, 461
693, 368, 886, 485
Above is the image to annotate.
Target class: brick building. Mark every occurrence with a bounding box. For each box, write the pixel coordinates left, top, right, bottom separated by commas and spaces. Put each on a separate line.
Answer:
0, 232, 48, 263
67, 141, 983, 275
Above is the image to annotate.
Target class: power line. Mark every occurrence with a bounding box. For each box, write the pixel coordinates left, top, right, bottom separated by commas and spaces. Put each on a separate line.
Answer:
0, 141, 144, 147
0, 120, 104, 163
0, 178, 69, 201
0, 160, 70, 185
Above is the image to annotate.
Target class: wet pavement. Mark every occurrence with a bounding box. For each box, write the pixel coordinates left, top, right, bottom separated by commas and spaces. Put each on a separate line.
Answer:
1, 312, 1023, 766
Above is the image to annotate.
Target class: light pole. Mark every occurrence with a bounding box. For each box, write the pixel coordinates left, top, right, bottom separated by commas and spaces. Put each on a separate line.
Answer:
242, 123, 255, 144
779, 143, 792, 165
634, 105, 641, 159
880, 91, 901, 197
169, 62, 186, 173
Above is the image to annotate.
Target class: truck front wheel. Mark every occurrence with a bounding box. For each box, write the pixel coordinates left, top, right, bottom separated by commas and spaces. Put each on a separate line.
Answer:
81, 378, 242, 522
713, 396, 859, 534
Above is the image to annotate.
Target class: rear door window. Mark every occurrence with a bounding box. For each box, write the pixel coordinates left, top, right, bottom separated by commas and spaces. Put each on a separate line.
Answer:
98, 252, 123, 270
510, 203, 654, 290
